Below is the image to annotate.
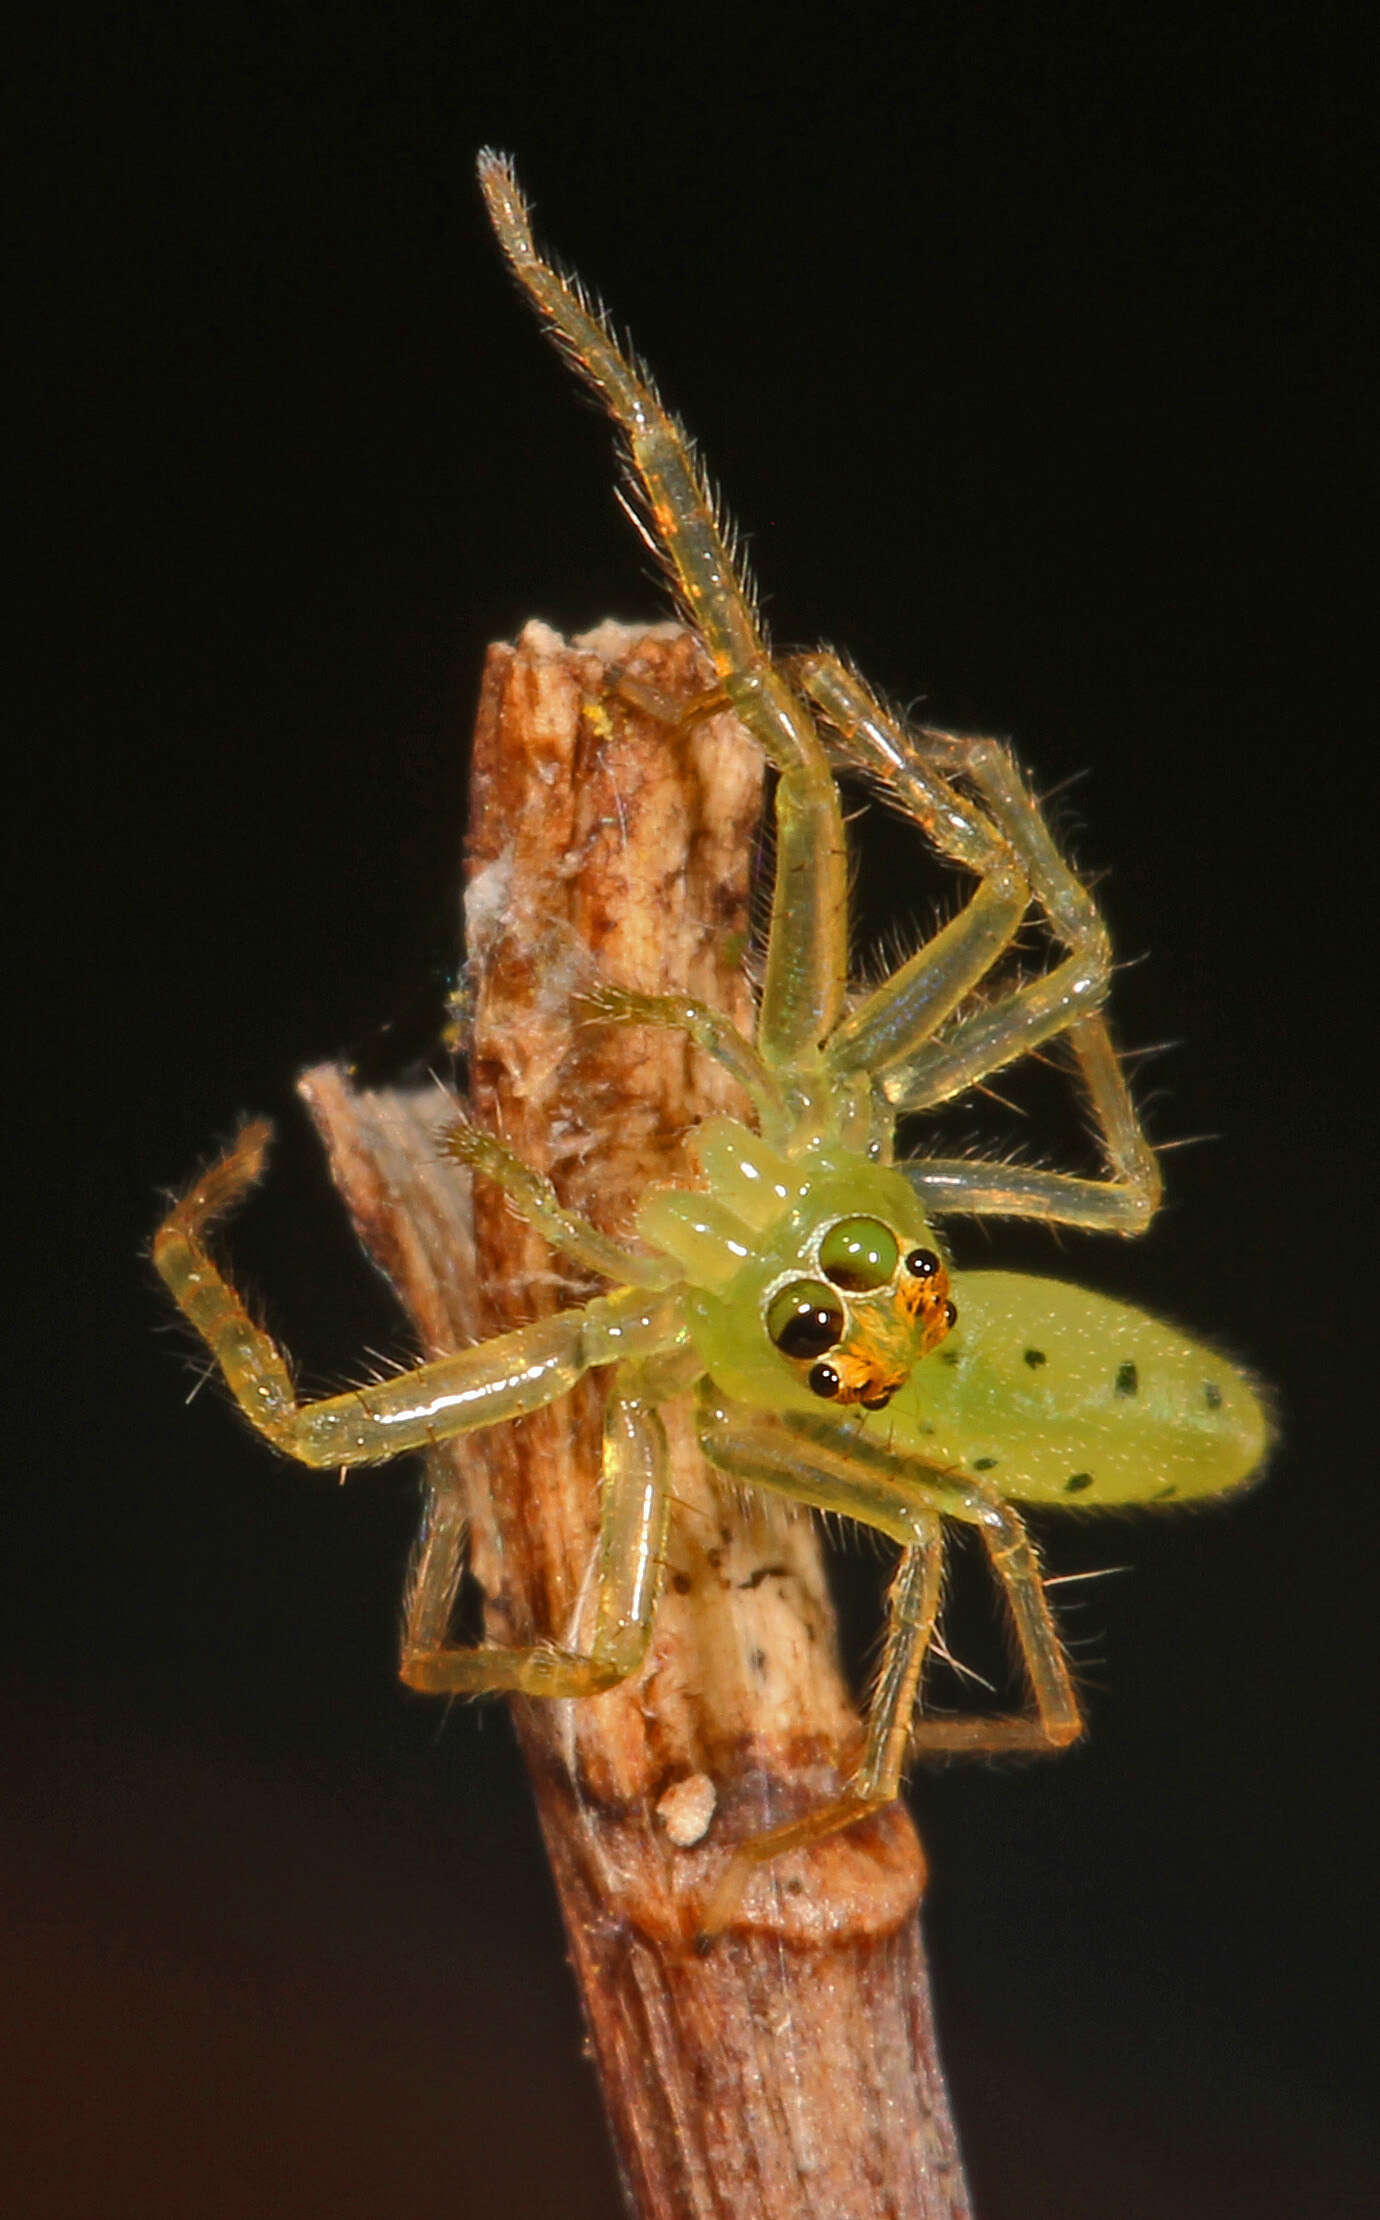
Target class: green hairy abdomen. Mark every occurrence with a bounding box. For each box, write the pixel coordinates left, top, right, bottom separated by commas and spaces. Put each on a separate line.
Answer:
892, 1272, 1269, 1507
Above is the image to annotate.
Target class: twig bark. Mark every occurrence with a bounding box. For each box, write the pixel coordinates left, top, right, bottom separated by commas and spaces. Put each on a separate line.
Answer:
298, 621, 973, 2220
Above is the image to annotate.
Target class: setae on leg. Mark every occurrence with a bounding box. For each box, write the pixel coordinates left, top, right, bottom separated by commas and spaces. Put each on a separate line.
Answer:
401, 1367, 671, 1696
154, 1122, 681, 1469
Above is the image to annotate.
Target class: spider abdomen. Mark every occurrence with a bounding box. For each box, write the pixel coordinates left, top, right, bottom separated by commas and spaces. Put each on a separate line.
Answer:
895, 1272, 1270, 1507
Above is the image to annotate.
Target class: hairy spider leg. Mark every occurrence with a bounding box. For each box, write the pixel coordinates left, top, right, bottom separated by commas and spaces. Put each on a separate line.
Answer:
695, 1390, 1080, 1924
477, 151, 847, 1074
401, 1366, 676, 1696
699, 1523, 945, 1934
795, 651, 1160, 1231
153, 1120, 683, 1469
824, 868, 1031, 1087
798, 653, 1111, 1090
906, 1022, 1162, 1230
403, 1474, 470, 1659
573, 982, 787, 1135
696, 1392, 1082, 1746
443, 1117, 677, 1287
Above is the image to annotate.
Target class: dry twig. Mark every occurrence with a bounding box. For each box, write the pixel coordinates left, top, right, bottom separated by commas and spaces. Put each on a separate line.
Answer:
299, 621, 972, 2220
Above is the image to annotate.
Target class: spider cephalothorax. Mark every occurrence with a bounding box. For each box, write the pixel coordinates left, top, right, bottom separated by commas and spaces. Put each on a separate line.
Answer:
638, 1119, 955, 1414
155, 153, 1268, 1926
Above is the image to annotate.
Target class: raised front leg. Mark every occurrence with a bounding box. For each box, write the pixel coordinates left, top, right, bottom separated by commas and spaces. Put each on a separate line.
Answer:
478, 152, 848, 1071
154, 1121, 682, 1468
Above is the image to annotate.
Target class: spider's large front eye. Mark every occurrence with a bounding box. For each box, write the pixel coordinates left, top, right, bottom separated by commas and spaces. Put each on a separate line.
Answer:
766, 1279, 844, 1359
818, 1217, 899, 1292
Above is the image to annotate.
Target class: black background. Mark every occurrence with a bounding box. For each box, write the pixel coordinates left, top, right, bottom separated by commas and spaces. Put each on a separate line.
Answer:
12, 8, 1375, 2217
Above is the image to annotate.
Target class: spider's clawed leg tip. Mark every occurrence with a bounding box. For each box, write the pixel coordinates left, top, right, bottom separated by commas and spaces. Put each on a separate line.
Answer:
690, 1855, 754, 1944
229, 1114, 273, 1156
440, 1117, 496, 1172
218, 1117, 275, 1188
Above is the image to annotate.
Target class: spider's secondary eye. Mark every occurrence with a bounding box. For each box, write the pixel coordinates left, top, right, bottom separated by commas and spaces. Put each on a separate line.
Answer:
905, 1247, 941, 1280
767, 1280, 844, 1358
819, 1217, 899, 1291
808, 1362, 843, 1400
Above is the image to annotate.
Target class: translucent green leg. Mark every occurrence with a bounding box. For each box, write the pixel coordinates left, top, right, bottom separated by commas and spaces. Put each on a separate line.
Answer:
154, 1122, 681, 1469
891, 988, 1159, 1229
699, 1522, 945, 1932
886, 937, 1110, 1103
795, 650, 1159, 1231
478, 152, 760, 679
907, 1485, 1082, 1755
478, 152, 848, 1070
879, 715, 1158, 1222
608, 669, 730, 730
789, 648, 1011, 877
575, 981, 786, 1129
694, 1391, 1081, 1924
443, 1116, 676, 1287
825, 864, 1028, 1078
401, 1366, 670, 1696
697, 1388, 943, 1545
795, 650, 1100, 954
706, 1402, 1082, 1756
905, 1127, 1156, 1232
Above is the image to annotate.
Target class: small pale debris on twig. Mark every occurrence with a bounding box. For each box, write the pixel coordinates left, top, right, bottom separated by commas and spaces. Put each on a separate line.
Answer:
656, 1772, 717, 1849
